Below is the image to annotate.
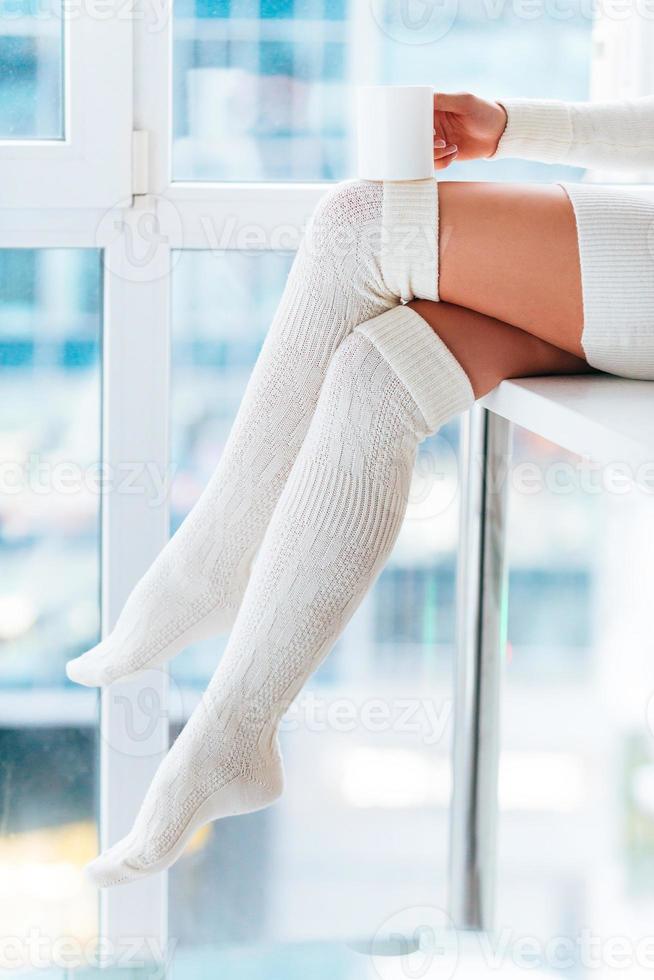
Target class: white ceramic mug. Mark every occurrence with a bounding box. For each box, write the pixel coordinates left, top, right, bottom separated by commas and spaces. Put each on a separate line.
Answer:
356, 85, 434, 180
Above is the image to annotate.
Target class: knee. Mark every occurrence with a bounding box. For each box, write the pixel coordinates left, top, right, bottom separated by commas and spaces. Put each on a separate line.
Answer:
313, 179, 381, 227
306, 179, 382, 257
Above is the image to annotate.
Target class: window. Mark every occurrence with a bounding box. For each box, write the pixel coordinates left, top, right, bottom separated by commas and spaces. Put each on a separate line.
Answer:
172, 0, 593, 183
169, 248, 459, 945
0, 2, 130, 207
0, 0, 64, 140
497, 431, 654, 972
1, 0, 648, 974
0, 248, 101, 966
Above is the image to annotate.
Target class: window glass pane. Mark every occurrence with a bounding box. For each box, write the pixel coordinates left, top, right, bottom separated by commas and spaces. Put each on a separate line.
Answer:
169, 250, 458, 957
172, 1, 592, 182
498, 431, 654, 977
0, 0, 64, 139
0, 249, 101, 965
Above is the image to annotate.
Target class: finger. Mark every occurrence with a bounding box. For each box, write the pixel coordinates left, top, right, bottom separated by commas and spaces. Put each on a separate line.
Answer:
434, 150, 458, 171
433, 143, 458, 161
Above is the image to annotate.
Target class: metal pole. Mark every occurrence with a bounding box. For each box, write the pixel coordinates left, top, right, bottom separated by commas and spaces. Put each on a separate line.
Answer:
449, 405, 512, 932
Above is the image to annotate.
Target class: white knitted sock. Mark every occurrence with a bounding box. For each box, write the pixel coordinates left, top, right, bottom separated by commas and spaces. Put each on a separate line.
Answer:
85, 304, 474, 887
66, 179, 439, 687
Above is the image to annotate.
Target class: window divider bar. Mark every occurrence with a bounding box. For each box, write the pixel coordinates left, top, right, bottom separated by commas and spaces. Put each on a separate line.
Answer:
134, 0, 173, 195
99, 225, 171, 960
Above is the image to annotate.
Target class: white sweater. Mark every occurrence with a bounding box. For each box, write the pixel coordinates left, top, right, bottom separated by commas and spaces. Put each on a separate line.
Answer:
493, 97, 654, 172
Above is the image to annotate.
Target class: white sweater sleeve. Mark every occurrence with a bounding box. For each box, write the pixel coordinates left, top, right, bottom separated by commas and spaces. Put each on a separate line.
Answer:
492, 96, 654, 172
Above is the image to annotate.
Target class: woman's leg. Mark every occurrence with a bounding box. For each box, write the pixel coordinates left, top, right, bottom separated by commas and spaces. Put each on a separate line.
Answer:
87, 300, 590, 887
438, 182, 585, 357
67, 179, 440, 686
68, 179, 587, 689
408, 299, 593, 397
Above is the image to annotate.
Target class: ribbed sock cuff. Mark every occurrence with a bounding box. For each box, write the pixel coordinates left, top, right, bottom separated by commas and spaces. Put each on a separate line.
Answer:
355, 305, 474, 434
380, 179, 439, 303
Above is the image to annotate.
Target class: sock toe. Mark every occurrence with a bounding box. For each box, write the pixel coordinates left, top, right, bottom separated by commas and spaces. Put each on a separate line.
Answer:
65, 641, 113, 687
85, 839, 142, 889
65, 657, 97, 687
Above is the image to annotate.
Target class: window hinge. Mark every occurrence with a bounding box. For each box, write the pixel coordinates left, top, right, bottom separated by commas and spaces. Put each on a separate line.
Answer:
131, 130, 150, 199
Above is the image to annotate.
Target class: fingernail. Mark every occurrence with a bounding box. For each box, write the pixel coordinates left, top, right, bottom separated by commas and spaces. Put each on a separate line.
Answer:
434, 139, 447, 148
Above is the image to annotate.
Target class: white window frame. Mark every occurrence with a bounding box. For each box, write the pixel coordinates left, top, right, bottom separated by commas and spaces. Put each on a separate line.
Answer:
94, 17, 331, 956
0, 1, 132, 208
1, 0, 640, 965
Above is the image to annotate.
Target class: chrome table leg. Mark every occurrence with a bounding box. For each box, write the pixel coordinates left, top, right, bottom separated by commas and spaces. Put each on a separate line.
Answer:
449, 405, 513, 931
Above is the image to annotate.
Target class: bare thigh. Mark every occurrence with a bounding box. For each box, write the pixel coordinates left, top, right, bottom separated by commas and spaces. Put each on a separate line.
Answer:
438, 182, 584, 358
409, 300, 594, 399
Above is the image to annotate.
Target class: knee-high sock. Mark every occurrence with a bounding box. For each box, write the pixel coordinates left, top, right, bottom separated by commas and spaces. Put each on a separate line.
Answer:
66, 179, 439, 687
85, 304, 474, 887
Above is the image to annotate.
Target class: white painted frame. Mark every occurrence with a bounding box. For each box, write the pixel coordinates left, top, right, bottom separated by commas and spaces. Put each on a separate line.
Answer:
0, 1, 132, 208
99, 218, 171, 954
0, 208, 172, 958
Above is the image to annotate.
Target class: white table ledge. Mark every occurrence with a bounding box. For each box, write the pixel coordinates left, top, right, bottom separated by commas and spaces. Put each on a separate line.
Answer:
481, 375, 654, 477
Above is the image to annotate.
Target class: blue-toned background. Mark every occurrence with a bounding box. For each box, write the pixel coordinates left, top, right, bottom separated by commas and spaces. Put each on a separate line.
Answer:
4, 3, 654, 977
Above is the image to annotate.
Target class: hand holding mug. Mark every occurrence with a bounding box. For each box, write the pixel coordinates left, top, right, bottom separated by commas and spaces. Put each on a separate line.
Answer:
433, 92, 508, 170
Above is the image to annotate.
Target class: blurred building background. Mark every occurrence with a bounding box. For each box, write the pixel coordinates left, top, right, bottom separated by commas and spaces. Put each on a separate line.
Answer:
3, 0, 654, 977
